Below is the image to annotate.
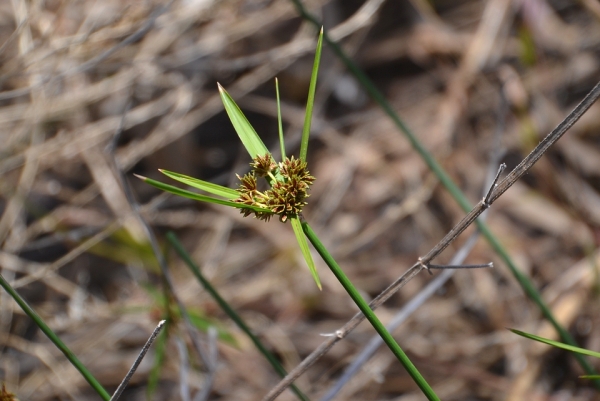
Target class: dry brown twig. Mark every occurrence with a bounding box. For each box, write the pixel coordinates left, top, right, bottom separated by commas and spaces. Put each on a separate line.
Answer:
109, 319, 166, 401
262, 80, 600, 400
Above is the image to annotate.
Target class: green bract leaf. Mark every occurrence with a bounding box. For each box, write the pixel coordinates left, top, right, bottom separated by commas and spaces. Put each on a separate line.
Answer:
510, 329, 600, 359
159, 169, 239, 199
290, 216, 321, 290
275, 78, 285, 160
218, 83, 270, 159
299, 27, 323, 162
134, 175, 270, 214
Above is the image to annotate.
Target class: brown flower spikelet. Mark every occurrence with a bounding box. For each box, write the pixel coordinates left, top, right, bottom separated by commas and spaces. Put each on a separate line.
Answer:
251, 153, 277, 177
234, 155, 314, 222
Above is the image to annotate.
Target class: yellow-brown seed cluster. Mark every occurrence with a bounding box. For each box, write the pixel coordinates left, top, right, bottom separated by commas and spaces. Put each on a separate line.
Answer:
234, 154, 315, 222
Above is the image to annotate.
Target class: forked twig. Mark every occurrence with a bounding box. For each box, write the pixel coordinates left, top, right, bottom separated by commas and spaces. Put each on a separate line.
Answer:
483, 163, 506, 206
417, 81, 600, 271
321, 129, 505, 400
110, 320, 166, 401
429, 262, 493, 270
262, 80, 600, 400
321, 234, 480, 401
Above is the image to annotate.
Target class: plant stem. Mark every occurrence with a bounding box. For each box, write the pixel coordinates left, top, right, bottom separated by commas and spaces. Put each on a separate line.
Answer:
166, 232, 310, 401
290, 1, 600, 385
0, 273, 111, 401
301, 222, 439, 401
478, 223, 600, 385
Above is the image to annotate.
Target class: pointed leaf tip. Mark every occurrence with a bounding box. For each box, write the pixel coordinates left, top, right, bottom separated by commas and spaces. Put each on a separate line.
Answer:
133, 173, 147, 181
299, 27, 323, 162
290, 216, 322, 290
218, 84, 269, 159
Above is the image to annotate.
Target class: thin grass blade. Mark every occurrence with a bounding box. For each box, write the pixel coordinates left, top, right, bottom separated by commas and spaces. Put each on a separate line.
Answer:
275, 78, 286, 160
299, 27, 323, 162
290, 216, 321, 290
510, 329, 600, 358
218, 83, 269, 159
134, 174, 270, 214
166, 232, 309, 401
159, 169, 239, 199
0, 273, 111, 401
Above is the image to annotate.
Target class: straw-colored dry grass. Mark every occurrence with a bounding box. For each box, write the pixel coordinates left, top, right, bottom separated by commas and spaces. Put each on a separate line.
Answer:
1, 0, 600, 400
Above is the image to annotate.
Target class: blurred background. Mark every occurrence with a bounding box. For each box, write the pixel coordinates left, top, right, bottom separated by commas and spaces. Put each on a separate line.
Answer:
1, 0, 600, 400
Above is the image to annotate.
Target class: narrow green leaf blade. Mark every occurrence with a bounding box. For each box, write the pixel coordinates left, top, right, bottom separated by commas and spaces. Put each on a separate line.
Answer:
299, 27, 323, 162
580, 375, 600, 379
510, 329, 600, 358
218, 83, 269, 159
290, 216, 321, 290
159, 169, 238, 199
0, 273, 111, 400
275, 78, 286, 160
166, 232, 309, 401
135, 174, 270, 214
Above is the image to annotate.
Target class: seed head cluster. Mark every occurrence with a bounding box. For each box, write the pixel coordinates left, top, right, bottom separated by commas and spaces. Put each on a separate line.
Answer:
235, 154, 315, 222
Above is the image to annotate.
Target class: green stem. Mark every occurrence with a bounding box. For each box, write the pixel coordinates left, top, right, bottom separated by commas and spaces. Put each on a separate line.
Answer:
166, 232, 310, 401
302, 223, 439, 401
478, 223, 600, 385
275, 77, 286, 160
290, 1, 599, 386
0, 273, 111, 401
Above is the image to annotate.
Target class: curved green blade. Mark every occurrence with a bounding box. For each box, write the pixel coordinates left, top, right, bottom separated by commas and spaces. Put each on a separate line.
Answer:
510, 329, 600, 358
218, 83, 270, 159
159, 169, 238, 199
290, 216, 321, 290
299, 27, 323, 162
135, 174, 270, 214
275, 78, 286, 160
0, 273, 111, 400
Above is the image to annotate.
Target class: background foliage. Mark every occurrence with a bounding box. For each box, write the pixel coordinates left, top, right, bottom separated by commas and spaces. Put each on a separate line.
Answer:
1, 0, 600, 399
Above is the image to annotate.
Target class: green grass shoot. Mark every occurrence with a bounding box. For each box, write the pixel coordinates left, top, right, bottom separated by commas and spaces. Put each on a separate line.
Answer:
299, 27, 323, 162
218, 83, 270, 159
159, 169, 239, 199
134, 174, 270, 214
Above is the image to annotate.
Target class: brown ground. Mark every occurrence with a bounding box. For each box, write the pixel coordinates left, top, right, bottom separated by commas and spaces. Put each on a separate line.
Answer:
1, 0, 600, 400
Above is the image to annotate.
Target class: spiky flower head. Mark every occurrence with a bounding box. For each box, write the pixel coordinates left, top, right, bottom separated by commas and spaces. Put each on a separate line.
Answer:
236, 172, 258, 194
268, 178, 309, 222
234, 154, 315, 222
251, 153, 277, 177
279, 156, 314, 186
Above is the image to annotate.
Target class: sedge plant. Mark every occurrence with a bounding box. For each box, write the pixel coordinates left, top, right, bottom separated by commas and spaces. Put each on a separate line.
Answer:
137, 29, 440, 400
